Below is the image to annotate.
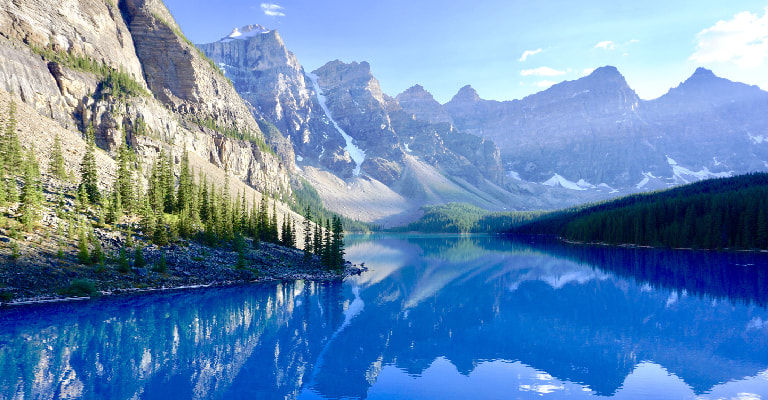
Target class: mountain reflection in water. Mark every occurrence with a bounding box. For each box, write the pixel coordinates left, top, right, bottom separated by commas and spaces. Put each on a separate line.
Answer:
1, 234, 767, 399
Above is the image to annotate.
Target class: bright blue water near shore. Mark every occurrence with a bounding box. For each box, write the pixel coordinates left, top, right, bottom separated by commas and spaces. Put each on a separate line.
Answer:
2, 234, 768, 399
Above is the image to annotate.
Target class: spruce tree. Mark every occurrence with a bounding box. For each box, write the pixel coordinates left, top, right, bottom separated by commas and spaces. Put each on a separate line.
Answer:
117, 247, 130, 273
303, 207, 313, 260
134, 245, 146, 269
79, 124, 100, 204
331, 215, 345, 270
77, 223, 90, 265
49, 133, 68, 180
19, 150, 41, 230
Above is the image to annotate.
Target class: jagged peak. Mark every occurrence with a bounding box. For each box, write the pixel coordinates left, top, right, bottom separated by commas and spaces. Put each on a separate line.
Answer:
396, 84, 435, 101
218, 24, 272, 42
449, 85, 481, 103
692, 67, 715, 78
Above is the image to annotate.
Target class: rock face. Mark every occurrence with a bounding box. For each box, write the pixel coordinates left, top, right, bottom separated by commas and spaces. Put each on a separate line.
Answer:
400, 66, 768, 192
0, 0, 292, 199
395, 85, 453, 125
198, 27, 349, 175
201, 32, 514, 213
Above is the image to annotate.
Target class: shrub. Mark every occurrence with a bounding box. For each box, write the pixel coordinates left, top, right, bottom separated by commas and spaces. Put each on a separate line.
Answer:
59, 279, 98, 297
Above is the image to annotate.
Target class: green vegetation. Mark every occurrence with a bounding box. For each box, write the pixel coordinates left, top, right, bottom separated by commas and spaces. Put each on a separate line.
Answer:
59, 279, 98, 297
508, 173, 768, 250
197, 117, 273, 155
30, 43, 148, 99
392, 202, 541, 233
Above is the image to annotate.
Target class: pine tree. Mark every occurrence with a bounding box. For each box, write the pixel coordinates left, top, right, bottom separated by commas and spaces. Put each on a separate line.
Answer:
114, 144, 134, 211
19, 150, 41, 230
140, 197, 155, 239
331, 215, 345, 270
49, 133, 68, 180
77, 223, 90, 265
91, 233, 104, 266
79, 124, 100, 204
3, 100, 23, 175
117, 247, 130, 273
177, 146, 193, 212
152, 252, 167, 273
303, 207, 313, 260
134, 245, 146, 269
153, 213, 169, 246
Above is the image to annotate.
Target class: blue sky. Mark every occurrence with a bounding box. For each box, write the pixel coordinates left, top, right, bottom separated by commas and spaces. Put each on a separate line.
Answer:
163, 0, 768, 103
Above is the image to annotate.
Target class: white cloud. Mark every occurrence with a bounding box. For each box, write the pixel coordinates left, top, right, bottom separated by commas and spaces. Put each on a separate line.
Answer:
690, 8, 768, 68
519, 48, 543, 62
261, 3, 285, 17
537, 80, 557, 88
594, 41, 616, 50
520, 66, 566, 76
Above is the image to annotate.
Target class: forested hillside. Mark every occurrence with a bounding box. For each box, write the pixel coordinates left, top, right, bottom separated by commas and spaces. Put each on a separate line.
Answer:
392, 203, 542, 233
508, 173, 768, 250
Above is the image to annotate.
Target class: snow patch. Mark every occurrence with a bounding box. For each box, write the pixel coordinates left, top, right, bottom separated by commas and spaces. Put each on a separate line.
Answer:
636, 172, 657, 189
666, 155, 731, 183
749, 133, 767, 144
508, 171, 522, 181
308, 73, 366, 176
404, 143, 412, 153
220, 25, 271, 42
296, 155, 303, 162
542, 174, 587, 191
571, 89, 590, 98
597, 183, 619, 193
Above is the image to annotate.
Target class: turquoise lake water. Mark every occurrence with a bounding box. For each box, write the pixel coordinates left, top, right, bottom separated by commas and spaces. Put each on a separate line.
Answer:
2, 234, 768, 399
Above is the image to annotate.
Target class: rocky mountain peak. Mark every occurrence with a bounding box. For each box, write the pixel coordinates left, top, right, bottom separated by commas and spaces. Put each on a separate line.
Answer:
654, 67, 767, 110
219, 24, 272, 42
449, 85, 481, 104
396, 85, 453, 125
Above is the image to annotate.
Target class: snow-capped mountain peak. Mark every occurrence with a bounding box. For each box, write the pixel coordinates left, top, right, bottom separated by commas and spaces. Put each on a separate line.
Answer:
219, 24, 271, 42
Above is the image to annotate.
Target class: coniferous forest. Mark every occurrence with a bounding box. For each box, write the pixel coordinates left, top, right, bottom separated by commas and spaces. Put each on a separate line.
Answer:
507, 173, 768, 250
0, 99, 347, 278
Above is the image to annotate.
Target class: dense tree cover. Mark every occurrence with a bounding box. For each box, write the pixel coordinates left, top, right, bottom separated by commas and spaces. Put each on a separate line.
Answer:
392, 202, 541, 233
509, 173, 768, 250
0, 100, 345, 271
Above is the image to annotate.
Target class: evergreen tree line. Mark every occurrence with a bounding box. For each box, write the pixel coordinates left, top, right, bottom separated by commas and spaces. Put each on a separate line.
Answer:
390, 202, 543, 233
0, 100, 44, 231
509, 173, 768, 250
0, 96, 346, 270
71, 121, 345, 270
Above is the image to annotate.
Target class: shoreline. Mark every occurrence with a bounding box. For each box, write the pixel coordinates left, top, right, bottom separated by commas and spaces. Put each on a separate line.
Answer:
3, 265, 366, 307
1, 238, 366, 307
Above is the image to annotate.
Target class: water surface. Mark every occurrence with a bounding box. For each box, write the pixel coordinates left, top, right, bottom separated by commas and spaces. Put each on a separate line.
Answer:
2, 234, 768, 399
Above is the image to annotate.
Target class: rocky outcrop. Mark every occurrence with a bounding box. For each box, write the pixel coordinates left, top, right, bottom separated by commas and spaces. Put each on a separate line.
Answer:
120, 0, 262, 136
198, 26, 345, 174
395, 84, 453, 125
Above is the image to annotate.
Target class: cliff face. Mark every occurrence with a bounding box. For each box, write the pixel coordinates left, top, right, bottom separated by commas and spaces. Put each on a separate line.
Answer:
201, 33, 516, 217
0, 0, 292, 198
198, 27, 341, 174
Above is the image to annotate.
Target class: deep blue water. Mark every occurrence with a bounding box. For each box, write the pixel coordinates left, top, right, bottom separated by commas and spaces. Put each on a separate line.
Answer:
2, 234, 768, 399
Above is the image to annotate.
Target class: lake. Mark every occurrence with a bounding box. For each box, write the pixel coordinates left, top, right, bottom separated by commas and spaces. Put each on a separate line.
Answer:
2, 234, 768, 399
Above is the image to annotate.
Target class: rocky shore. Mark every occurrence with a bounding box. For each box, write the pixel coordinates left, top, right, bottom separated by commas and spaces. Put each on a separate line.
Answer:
0, 236, 366, 306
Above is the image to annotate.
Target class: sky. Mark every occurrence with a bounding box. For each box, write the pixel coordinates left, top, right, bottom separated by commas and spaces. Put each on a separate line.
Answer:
162, 0, 768, 103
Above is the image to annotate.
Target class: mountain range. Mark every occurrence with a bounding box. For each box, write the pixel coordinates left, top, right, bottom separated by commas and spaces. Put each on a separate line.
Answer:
199, 25, 768, 226
0, 0, 766, 228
